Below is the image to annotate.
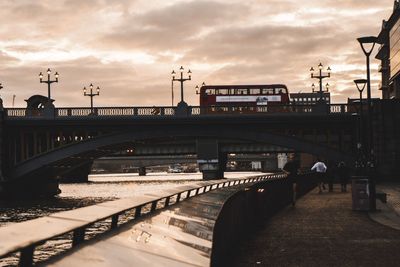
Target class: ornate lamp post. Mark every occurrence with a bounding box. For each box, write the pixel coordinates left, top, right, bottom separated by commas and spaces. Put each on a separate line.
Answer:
354, 79, 367, 156
312, 82, 329, 94
39, 68, 59, 103
195, 82, 206, 95
310, 63, 331, 102
357, 36, 378, 211
171, 66, 191, 106
83, 83, 100, 114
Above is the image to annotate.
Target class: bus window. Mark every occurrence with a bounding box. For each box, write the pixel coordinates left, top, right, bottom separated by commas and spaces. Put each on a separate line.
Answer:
237, 89, 248, 95
262, 88, 274, 94
276, 87, 287, 94
205, 89, 215, 95
219, 89, 229, 95
250, 88, 260, 95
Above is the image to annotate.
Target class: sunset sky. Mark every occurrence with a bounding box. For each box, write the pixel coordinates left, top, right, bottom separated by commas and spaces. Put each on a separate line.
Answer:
0, 0, 396, 107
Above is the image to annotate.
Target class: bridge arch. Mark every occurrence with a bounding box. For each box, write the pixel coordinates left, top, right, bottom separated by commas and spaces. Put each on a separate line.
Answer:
11, 126, 355, 180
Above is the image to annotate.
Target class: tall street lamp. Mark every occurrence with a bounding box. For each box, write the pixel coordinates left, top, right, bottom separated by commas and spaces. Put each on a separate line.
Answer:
83, 83, 100, 114
357, 36, 378, 211
357, 36, 377, 158
0, 83, 3, 109
354, 79, 367, 156
171, 66, 191, 106
310, 63, 331, 102
39, 68, 59, 103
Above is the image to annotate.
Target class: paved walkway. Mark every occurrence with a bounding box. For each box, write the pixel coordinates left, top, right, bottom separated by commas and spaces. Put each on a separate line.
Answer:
231, 184, 400, 267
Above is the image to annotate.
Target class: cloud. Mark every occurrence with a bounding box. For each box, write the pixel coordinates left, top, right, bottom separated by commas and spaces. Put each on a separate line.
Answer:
0, 0, 396, 107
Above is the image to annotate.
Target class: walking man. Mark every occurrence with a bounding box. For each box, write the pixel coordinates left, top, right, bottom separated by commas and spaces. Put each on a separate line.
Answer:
311, 159, 327, 193
283, 153, 300, 206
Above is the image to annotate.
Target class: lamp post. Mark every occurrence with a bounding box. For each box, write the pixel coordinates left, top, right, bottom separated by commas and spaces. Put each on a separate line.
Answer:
39, 68, 59, 102
354, 79, 367, 156
0, 83, 3, 109
171, 66, 191, 106
83, 83, 100, 114
312, 82, 329, 93
357, 36, 377, 158
357, 36, 378, 211
310, 63, 331, 102
195, 82, 206, 95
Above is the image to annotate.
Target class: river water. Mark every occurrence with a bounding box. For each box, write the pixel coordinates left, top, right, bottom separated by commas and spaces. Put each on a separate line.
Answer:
0, 171, 261, 266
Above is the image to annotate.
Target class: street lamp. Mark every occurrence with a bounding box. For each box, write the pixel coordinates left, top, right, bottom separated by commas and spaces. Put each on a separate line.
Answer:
357, 35, 378, 211
83, 83, 100, 114
354, 79, 367, 155
357, 36, 377, 157
0, 83, 3, 109
312, 82, 329, 93
39, 68, 59, 102
195, 82, 206, 95
171, 66, 191, 106
310, 63, 331, 102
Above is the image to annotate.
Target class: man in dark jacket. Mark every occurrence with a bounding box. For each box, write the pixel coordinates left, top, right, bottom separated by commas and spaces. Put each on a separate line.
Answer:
283, 154, 300, 206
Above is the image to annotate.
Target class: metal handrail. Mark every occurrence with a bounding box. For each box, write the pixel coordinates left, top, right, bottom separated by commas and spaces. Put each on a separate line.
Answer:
4, 103, 352, 119
0, 173, 286, 266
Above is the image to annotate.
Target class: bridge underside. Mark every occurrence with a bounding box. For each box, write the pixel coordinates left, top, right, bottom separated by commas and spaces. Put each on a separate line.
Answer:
1, 115, 357, 198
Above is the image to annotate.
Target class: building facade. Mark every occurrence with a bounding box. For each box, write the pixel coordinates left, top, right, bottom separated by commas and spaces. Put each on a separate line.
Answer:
376, 0, 400, 99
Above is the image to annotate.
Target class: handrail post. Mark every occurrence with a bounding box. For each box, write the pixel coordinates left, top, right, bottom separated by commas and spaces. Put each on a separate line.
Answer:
72, 227, 86, 247
111, 214, 119, 229
164, 197, 170, 208
135, 205, 142, 219
19, 245, 34, 267
151, 201, 157, 212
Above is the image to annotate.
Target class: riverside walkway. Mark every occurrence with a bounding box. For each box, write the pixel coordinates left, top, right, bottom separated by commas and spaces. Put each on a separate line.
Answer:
231, 184, 400, 267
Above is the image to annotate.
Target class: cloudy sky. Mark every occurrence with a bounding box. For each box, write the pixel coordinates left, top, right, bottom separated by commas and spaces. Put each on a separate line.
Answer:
0, 0, 396, 107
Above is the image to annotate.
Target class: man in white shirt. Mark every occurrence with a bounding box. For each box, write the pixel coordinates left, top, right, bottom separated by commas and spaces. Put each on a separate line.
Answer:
311, 159, 327, 193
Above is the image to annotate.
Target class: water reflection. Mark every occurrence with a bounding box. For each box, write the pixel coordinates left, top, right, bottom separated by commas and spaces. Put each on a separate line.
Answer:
0, 172, 261, 266
0, 172, 210, 226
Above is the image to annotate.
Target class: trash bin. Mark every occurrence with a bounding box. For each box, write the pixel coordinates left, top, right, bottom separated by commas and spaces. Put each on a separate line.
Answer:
351, 177, 370, 211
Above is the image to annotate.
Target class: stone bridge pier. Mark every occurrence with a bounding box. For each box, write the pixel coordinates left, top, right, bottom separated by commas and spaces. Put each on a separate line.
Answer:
196, 139, 227, 179
60, 162, 93, 183
0, 176, 60, 199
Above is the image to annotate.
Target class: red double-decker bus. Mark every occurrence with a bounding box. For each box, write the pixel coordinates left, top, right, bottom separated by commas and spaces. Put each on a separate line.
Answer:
199, 84, 290, 113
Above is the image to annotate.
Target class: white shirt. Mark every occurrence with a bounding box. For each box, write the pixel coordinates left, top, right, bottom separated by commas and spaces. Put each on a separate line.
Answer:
311, 162, 327, 173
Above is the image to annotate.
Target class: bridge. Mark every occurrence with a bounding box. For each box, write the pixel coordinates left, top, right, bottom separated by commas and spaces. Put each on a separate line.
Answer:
0, 102, 362, 198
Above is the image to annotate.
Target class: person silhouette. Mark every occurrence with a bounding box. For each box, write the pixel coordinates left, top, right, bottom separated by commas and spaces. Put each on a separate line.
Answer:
311, 158, 327, 193
283, 153, 300, 206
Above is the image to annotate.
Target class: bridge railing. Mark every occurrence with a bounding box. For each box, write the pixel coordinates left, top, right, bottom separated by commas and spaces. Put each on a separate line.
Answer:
4, 103, 351, 119
0, 173, 286, 266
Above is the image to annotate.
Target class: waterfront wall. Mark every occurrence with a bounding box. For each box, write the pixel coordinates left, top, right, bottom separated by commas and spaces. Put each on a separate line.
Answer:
211, 173, 317, 266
